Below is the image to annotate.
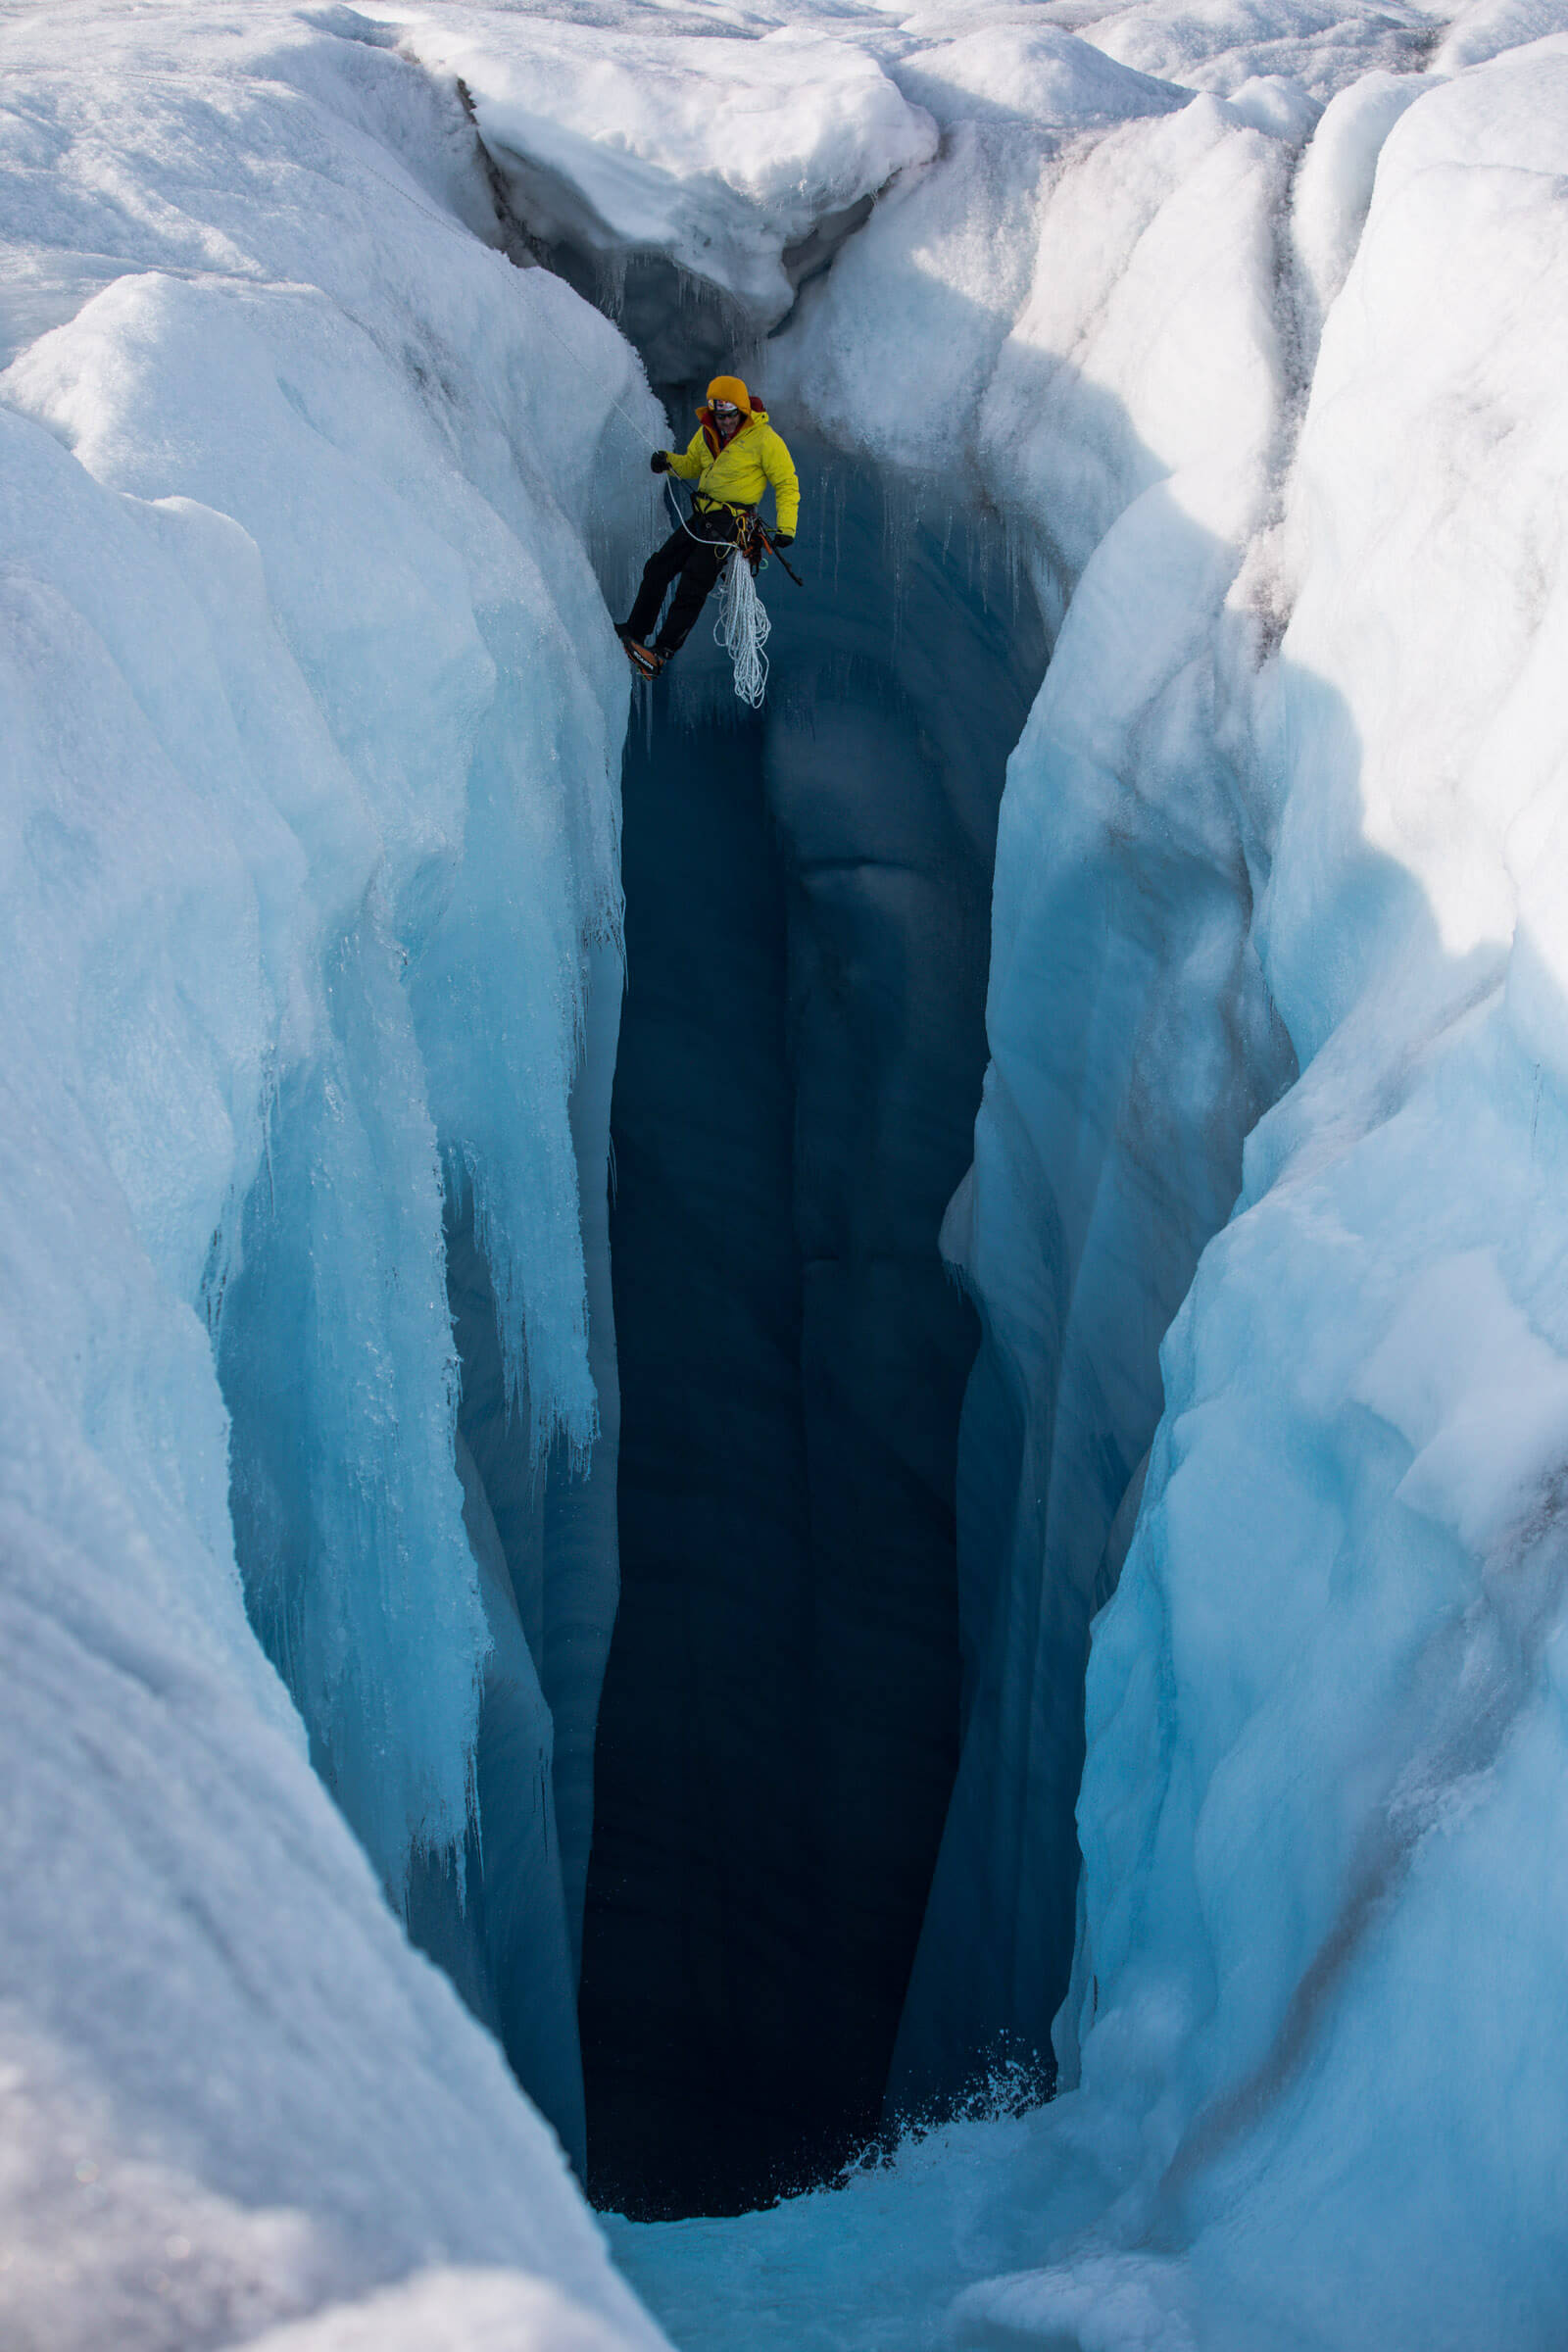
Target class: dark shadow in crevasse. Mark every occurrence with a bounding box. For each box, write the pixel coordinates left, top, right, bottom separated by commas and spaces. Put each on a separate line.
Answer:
578, 447, 1047, 2219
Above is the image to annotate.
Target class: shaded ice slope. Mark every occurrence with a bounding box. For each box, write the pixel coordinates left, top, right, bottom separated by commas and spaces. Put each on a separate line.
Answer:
0, 7, 667, 2347
761, 0, 1325, 2107
1031, 48, 1568, 2343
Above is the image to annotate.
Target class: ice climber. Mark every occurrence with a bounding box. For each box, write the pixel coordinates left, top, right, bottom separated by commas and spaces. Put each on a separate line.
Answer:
618, 374, 800, 679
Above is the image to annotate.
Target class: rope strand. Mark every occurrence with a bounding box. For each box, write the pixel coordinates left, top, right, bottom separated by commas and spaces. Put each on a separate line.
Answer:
713, 549, 770, 709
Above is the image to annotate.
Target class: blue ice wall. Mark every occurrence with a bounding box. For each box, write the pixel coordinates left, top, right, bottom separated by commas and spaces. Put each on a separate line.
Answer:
892, 490, 1299, 2111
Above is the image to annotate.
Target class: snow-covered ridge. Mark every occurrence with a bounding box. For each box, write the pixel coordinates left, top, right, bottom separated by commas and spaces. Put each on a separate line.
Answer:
406, 5, 940, 349
6, 0, 1568, 2345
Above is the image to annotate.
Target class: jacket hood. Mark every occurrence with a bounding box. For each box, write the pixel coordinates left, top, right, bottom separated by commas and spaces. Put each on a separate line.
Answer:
706, 373, 754, 415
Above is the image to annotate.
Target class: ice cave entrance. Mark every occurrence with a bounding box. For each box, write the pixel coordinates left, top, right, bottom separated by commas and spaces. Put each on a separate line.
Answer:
581, 433, 1047, 2218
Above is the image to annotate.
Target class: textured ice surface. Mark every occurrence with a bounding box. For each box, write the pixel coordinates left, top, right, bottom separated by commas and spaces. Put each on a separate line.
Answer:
9, 0, 1568, 2346
0, 5, 664, 2345
406, 5, 939, 350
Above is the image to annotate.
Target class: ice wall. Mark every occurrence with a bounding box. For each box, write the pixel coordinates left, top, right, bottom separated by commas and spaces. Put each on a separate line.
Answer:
766, 14, 1568, 2337
1019, 42, 1568, 2343
762, 3, 1320, 2111
0, 6, 669, 2344
439, 0, 1568, 2340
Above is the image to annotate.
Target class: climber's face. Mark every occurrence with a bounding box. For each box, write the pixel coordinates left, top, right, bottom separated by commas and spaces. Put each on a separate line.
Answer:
712, 400, 741, 439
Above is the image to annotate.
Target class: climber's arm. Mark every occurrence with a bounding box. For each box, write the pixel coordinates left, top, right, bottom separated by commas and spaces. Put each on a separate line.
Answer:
665, 429, 708, 482
764, 431, 800, 539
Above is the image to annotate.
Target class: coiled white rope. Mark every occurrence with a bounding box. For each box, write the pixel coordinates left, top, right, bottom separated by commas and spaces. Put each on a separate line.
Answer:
713, 549, 771, 709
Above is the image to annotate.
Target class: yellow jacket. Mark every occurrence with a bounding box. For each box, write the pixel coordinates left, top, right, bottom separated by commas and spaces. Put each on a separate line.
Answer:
666, 401, 801, 537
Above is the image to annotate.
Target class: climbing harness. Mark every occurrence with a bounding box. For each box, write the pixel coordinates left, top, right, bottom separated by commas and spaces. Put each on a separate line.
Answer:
694, 503, 805, 708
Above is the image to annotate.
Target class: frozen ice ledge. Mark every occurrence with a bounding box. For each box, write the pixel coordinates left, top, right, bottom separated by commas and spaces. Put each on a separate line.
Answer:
4, 2, 1568, 2349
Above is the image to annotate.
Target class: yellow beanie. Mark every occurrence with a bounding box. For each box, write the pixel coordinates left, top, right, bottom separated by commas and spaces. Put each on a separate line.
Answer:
706, 374, 753, 414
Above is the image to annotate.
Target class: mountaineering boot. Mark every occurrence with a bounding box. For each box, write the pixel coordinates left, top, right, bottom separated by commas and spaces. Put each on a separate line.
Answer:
616, 625, 669, 680
615, 625, 658, 682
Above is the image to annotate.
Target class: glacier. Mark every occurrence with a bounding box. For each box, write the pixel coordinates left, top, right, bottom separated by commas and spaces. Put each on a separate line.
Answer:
5, 0, 1568, 2346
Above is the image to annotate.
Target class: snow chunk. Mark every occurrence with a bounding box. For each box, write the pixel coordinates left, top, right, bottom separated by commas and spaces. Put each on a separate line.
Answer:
405, 11, 939, 333
230, 2267, 638, 2351
1356, 1250, 1568, 1556
893, 23, 1189, 131
1435, 0, 1568, 68
953, 2253, 1197, 2351
1290, 67, 1429, 333
1079, 0, 1438, 102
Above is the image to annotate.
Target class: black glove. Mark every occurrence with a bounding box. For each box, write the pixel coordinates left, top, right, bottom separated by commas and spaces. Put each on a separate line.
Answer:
650, 450, 671, 474
772, 529, 794, 548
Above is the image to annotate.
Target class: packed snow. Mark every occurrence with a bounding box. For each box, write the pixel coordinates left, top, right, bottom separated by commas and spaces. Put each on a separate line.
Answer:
6, 0, 1568, 2345
407, 6, 938, 344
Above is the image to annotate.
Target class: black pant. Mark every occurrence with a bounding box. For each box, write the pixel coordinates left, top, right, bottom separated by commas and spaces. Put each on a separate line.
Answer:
623, 511, 737, 652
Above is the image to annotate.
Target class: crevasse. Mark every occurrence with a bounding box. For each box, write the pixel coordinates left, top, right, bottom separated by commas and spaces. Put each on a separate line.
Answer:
581, 447, 1045, 2217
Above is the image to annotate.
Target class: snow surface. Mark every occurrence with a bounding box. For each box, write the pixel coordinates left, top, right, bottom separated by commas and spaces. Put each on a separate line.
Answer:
406, 5, 939, 337
8, 0, 1568, 2345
